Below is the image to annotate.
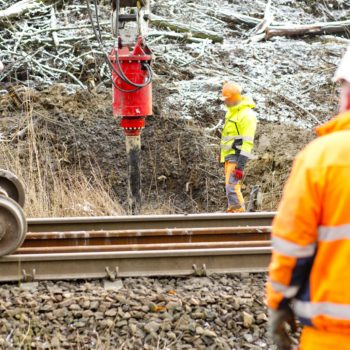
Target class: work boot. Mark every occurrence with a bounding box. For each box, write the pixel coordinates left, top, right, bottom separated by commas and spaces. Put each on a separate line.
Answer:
226, 207, 245, 213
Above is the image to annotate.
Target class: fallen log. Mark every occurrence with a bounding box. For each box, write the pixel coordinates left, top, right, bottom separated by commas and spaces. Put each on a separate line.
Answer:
0, 0, 44, 21
21, 21, 110, 37
266, 20, 350, 39
198, 6, 350, 39
151, 15, 224, 43
195, 6, 277, 27
147, 30, 210, 43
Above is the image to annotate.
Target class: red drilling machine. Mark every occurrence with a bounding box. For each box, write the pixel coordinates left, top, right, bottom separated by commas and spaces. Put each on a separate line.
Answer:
110, 0, 152, 214
109, 0, 152, 214
88, 0, 153, 214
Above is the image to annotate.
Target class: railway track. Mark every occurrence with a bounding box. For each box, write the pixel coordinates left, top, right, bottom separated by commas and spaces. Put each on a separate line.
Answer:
0, 212, 275, 282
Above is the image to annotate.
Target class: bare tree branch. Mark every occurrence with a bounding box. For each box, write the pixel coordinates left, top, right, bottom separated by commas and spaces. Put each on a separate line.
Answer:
0, 0, 44, 21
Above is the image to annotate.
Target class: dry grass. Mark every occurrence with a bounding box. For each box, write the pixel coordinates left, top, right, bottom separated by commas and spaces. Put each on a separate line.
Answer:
0, 91, 124, 218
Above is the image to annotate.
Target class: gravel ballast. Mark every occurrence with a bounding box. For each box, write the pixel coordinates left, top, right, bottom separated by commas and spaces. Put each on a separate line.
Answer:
0, 273, 277, 349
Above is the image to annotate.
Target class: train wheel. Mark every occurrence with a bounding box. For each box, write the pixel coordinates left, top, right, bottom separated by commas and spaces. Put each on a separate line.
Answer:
0, 170, 25, 207
0, 196, 27, 256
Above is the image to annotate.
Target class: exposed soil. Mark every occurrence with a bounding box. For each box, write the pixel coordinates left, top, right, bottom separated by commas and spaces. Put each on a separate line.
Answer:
0, 83, 314, 213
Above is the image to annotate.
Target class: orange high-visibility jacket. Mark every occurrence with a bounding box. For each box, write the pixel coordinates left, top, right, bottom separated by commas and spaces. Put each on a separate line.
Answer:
267, 111, 350, 333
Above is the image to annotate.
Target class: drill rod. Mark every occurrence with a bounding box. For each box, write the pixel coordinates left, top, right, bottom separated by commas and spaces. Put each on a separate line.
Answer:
125, 135, 141, 214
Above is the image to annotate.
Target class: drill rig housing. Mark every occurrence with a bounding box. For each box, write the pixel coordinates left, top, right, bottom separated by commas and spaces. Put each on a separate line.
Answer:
110, 37, 152, 134
110, 0, 152, 214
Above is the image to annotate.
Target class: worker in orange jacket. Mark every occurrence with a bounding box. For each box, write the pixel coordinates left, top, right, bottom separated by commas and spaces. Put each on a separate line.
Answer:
267, 47, 350, 350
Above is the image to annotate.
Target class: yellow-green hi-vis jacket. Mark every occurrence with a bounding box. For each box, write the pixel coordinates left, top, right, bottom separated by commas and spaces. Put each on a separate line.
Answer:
220, 96, 257, 163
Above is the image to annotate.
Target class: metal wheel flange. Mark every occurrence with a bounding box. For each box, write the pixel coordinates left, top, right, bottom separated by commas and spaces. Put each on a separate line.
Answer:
0, 170, 25, 207
0, 196, 27, 257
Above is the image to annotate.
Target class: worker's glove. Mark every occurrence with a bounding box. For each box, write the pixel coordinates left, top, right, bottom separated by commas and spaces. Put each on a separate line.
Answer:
234, 168, 244, 180
268, 305, 297, 350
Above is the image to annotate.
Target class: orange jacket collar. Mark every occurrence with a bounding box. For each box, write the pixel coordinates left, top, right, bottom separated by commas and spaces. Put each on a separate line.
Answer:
316, 111, 350, 136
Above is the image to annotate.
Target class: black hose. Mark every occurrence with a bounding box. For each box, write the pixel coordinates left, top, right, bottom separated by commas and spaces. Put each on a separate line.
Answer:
85, 0, 141, 92
112, 0, 153, 88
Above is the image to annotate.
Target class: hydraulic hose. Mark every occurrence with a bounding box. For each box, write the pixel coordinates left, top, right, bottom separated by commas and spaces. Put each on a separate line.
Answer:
86, 0, 152, 92
113, 0, 153, 89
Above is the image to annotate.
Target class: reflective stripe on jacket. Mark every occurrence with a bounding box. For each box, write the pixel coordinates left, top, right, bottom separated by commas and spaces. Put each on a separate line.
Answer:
267, 110, 350, 334
220, 97, 257, 163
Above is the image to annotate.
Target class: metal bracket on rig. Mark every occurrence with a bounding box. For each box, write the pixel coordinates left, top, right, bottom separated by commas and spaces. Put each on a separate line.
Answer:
109, 0, 152, 215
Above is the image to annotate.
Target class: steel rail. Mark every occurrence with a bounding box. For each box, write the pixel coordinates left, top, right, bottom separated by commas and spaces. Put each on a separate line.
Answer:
0, 212, 276, 281
0, 247, 272, 282
21, 226, 271, 249
27, 212, 275, 232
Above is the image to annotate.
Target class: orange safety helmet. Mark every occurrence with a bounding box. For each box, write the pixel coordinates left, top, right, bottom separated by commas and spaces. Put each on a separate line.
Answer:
222, 82, 242, 103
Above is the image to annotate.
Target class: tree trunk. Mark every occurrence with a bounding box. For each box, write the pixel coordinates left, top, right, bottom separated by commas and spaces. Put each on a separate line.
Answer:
151, 15, 224, 43
0, 0, 42, 21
